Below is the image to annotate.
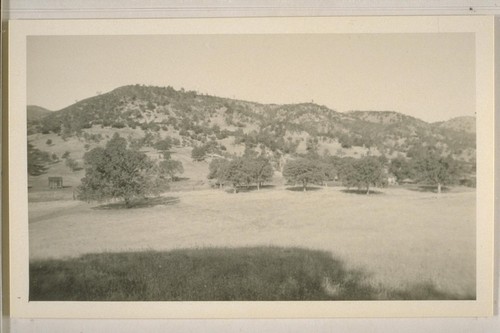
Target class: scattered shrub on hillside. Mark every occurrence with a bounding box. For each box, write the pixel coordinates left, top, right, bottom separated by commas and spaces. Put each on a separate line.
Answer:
129, 138, 143, 151
161, 151, 171, 160
154, 138, 172, 151
45, 139, 52, 145
191, 145, 208, 161
40, 116, 61, 134
111, 122, 126, 129
65, 157, 80, 172
158, 159, 184, 181
139, 132, 158, 147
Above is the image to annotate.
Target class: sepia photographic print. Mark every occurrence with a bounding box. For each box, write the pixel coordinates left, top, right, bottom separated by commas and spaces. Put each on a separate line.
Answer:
7, 17, 494, 318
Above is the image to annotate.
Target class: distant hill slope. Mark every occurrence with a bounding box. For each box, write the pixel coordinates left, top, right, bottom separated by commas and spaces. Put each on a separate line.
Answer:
347, 110, 426, 126
27, 84, 476, 163
434, 116, 475, 134
27, 105, 52, 122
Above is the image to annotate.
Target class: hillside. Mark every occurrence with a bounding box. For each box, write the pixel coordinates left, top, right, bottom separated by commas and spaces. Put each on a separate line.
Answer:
27, 84, 476, 182
435, 116, 476, 134
347, 110, 426, 125
27, 105, 52, 122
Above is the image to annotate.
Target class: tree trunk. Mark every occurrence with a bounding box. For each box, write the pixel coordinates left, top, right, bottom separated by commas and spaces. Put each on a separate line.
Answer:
366, 186, 370, 195
124, 197, 131, 208
257, 182, 261, 191
303, 181, 307, 192
437, 183, 442, 194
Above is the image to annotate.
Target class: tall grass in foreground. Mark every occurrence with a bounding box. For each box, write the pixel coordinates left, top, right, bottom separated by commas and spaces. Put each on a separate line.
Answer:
30, 247, 473, 301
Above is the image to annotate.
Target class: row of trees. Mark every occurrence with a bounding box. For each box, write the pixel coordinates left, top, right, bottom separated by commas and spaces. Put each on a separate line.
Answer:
281, 150, 463, 194
208, 153, 273, 192
70, 135, 464, 209
283, 156, 386, 194
205, 152, 386, 195
389, 153, 461, 194
204, 147, 463, 195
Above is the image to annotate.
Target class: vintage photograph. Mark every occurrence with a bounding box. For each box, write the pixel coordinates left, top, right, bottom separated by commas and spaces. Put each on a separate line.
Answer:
26, 32, 477, 302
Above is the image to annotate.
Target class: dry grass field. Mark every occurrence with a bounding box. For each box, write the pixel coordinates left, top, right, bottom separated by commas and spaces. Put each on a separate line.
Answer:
29, 185, 475, 298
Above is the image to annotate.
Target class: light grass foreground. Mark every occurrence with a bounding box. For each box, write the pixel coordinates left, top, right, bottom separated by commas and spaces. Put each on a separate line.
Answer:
29, 186, 475, 299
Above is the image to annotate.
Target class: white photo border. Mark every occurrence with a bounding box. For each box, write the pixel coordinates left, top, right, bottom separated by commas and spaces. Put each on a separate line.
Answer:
6, 16, 495, 318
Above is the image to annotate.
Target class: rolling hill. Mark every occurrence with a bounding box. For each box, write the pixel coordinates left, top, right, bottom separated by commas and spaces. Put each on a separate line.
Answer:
27, 105, 52, 122
434, 116, 476, 134
27, 84, 476, 186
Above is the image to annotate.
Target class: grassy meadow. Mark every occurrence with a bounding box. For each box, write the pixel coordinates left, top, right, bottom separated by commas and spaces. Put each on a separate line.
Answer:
28, 183, 476, 301
30, 247, 465, 301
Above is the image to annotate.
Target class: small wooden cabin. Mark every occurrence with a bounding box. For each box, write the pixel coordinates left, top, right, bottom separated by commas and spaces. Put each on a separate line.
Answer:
48, 177, 63, 189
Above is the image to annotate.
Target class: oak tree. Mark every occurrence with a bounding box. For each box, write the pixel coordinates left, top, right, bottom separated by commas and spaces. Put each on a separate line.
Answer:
339, 156, 386, 194
78, 133, 165, 207
243, 155, 273, 190
283, 158, 325, 191
413, 153, 460, 194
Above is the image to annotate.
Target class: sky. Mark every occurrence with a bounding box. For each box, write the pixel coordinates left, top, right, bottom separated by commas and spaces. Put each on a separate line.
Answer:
27, 33, 475, 123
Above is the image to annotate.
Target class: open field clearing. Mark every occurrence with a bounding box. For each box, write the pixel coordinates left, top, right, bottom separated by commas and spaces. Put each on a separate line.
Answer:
29, 186, 475, 298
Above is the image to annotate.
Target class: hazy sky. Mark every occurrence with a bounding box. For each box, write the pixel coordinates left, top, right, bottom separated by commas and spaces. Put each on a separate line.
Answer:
27, 33, 475, 122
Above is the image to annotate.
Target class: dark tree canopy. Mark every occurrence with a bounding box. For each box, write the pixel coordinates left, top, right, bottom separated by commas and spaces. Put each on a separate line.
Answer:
191, 145, 208, 161
78, 133, 166, 207
242, 155, 274, 190
283, 158, 325, 191
158, 159, 184, 181
225, 158, 252, 191
27, 143, 51, 176
208, 158, 231, 188
319, 161, 337, 185
413, 153, 460, 194
154, 138, 172, 151
65, 157, 79, 172
339, 156, 386, 194
208, 154, 273, 192
389, 156, 415, 183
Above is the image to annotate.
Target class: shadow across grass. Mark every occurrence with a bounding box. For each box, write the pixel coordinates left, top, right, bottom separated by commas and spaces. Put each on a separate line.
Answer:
29, 247, 471, 301
286, 186, 323, 192
341, 189, 384, 195
92, 196, 180, 210
235, 185, 277, 193
404, 185, 450, 193
174, 177, 190, 181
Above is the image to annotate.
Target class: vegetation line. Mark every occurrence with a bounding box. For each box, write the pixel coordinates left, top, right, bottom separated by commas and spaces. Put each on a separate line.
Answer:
30, 247, 473, 301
